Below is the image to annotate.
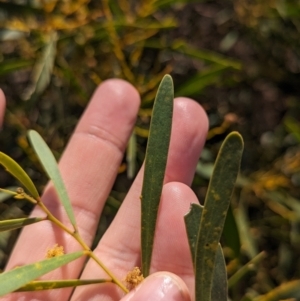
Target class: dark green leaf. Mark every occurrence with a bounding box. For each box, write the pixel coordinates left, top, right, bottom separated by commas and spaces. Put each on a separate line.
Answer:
141, 74, 174, 277
195, 132, 243, 301
0, 152, 39, 199
0, 251, 85, 296
184, 203, 203, 261
212, 246, 227, 301
223, 203, 241, 258
28, 130, 77, 230
184, 203, 228, 301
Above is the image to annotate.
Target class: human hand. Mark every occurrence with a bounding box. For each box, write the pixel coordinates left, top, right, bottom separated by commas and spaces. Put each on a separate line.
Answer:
0, 79, 208, 301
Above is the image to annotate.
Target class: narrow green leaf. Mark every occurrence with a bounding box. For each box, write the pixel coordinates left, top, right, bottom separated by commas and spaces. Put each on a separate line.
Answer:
172, 40, 242, 69
184, 203, 203, 261
126, 132, 137, 179
16, 278, 110, 291
195, 132, 243, 301
0, 59, 33, 76
28, 130, 77, 230
0, 30, 25, 41
223, 203, 241, 258
235, 199, 259, 259
283, 117, 300, 143
0, 251, 85, 296
141, 74, 174, 277
212, 246, 227, 301
184, 204, 228, 301
253, 279, 300, 301
144, 39, 241, 69
0, 217, 46, 232
228, 251, 266, 289
175, 65, 227, 97
0, 152, 39, 199
0, 187, 18, 203
22, 31, 57, 100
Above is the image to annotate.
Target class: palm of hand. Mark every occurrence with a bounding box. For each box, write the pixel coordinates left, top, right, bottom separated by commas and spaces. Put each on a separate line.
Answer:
0, 80, 208, 301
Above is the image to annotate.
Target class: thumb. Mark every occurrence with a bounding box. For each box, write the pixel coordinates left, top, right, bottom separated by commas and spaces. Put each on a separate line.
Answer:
120, 272, 191, 301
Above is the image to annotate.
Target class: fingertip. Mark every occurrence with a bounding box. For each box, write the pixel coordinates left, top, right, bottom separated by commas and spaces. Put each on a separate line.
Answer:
157, 181, 199, 242
121, 272, 191, 301
75, 78, 141, 151
173, 97, 209, 145
167, 97, 209, 185
162, 181, 199, 211
94, 78, 141, 114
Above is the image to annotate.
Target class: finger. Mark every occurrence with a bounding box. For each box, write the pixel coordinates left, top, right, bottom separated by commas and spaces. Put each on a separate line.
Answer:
151, 182, 199, 299
4, 80, 140, 301
120, 272, 191, 301
72, 98, 208, 301
0, 89, 6, 128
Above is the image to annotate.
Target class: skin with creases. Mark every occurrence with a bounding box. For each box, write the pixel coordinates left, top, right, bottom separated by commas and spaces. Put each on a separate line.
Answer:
0, 80, 208, 301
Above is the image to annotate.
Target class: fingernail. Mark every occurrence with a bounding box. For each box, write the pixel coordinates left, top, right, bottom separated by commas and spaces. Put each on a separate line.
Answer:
120, 272, 190, 301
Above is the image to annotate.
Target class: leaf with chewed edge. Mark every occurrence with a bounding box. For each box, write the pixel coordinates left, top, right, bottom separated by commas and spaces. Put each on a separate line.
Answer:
194, 132, 243, 301
184, 203, 227, 301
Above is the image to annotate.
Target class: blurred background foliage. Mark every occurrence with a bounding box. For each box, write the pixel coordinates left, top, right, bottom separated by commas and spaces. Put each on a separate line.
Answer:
1, 0, 300, 300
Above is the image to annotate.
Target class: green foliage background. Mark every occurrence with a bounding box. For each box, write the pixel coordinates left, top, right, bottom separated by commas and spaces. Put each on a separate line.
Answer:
1, 0, 300, 300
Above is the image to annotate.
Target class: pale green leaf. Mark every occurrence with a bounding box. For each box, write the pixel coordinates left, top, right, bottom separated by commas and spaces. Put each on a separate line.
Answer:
28, 130, 77, 230
0, 251, 85, 296
228, 251, 266, 289
126, 132, 137, 179
253, 279, 300, 301
0, 217, 45, 232
235, 199, 259, 259
0, 152, 39, 199
17, 278, 110, 291
141, 74, 174, 277
0, 187, 18, 203
22, 31, 57, 100
223, 203, 241, 258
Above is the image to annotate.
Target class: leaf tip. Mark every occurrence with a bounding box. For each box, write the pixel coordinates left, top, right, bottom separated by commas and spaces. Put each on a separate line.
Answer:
161, 74, 174, 87
226, 131, 244, 149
